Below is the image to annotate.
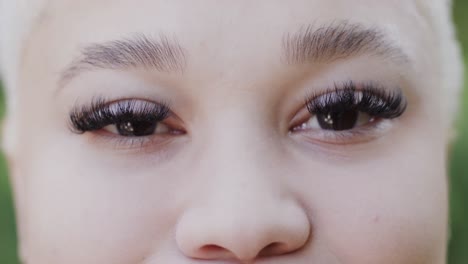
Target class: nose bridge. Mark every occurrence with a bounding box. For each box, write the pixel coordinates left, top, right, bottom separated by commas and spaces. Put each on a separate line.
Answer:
199, 109, 280, 200
201, 102, 276, 169
196, 112, 277, 207
201, 137, 282, 230
175, 110, 311, 261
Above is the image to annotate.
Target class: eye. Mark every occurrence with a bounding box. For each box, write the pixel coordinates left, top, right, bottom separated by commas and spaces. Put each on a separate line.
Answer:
290, 82, 407, 143
300, 110, 375, 131
103, 120, 171, 137
69, 98, 185, 150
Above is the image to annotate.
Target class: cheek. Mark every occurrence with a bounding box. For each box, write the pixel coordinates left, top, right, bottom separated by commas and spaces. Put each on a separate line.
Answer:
19, 137, 184, 263
290, 139, 448, 263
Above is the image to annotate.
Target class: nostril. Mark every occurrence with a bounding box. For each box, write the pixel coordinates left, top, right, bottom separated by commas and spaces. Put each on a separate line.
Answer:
200, 244, 226, 252
199, 244, 235, 259
200, 243, 288, 260
258, 242, 290, 257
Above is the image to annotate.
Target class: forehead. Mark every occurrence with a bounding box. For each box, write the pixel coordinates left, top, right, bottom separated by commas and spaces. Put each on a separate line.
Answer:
42, 0, 429, 53
29, 0, 438, 100
46, 0, 424, 23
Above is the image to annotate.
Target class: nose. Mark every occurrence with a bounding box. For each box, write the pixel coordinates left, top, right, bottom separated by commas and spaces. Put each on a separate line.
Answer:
176, 200, 310, 262
175, 158, 311, 262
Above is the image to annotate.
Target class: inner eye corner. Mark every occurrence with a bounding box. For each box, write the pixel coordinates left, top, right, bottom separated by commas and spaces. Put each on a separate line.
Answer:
289, 104, 313, 130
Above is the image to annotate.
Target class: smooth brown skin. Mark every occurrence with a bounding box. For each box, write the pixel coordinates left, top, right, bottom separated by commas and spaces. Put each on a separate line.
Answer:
7, 0, 450, 263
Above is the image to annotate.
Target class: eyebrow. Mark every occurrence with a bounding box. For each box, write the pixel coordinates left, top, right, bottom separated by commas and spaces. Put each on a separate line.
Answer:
59, 22, 408, 89
282, 21, 409, 65
59, 33, 186, 86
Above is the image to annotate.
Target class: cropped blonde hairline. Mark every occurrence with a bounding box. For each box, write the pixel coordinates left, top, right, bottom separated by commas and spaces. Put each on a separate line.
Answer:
0, 0, 49, 112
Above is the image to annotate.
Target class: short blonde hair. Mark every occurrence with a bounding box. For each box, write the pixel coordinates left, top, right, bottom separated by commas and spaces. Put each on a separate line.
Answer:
415, 0, 465, 124
0, 0, 464, 120
1, 0, 51, 112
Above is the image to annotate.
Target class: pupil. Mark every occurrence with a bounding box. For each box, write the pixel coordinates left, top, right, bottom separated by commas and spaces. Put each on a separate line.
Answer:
317, 110, 359, 131
117, 121, 157, 136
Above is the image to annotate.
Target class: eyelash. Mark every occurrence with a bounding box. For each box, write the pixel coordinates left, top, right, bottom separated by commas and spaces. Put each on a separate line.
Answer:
69, 98, 170, 134
69, 82, 406, 149
284, 81, 407, 144
305, 81, 407, 120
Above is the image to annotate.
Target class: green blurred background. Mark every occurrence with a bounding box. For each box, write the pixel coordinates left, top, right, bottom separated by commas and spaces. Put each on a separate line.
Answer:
0, 2, 468, 264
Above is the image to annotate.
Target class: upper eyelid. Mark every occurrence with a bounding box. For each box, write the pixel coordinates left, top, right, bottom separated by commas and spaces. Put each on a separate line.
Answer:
305, 82, 407, 117
70, 98, 171, 116
305, 82, 405, 104
305, 81, 402, 101
69, 98, 171, 133
69, 81, 406, 133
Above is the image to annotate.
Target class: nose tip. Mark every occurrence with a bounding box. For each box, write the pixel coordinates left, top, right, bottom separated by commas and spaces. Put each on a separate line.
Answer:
175, 201, 311, 262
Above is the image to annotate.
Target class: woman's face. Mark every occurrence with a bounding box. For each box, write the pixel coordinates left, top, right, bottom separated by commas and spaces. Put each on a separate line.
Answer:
10, 0, 450, 263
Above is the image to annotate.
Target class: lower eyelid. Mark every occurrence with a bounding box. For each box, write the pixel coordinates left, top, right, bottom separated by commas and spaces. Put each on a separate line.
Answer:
81, 131, 177, 153
290, 118, 394, 145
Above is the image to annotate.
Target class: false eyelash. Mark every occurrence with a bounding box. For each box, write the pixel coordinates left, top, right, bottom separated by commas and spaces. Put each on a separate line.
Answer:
69, 97, 170, 133
306, 81, 407, 119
